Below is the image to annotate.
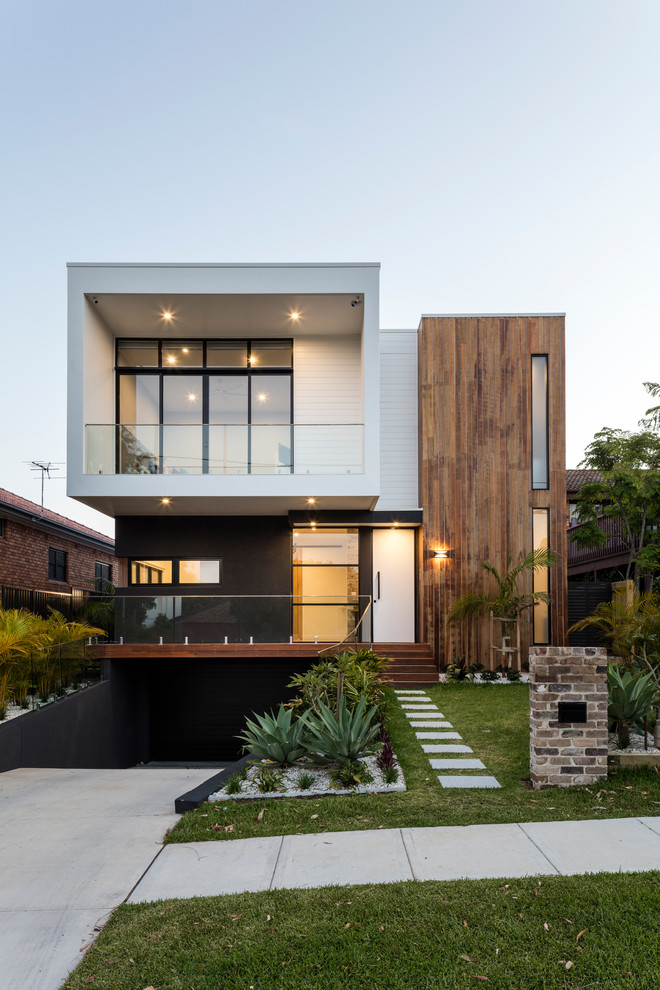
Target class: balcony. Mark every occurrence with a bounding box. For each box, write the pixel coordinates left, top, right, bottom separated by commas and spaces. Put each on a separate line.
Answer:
85, 424, 364, 476
108, 594, 370, 645
567, 515, 630, 576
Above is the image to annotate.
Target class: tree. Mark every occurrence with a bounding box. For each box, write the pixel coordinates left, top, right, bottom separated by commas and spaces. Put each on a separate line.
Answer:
448, 548, 560, 628
640, 381, 660, 432
569, 426, 660, 584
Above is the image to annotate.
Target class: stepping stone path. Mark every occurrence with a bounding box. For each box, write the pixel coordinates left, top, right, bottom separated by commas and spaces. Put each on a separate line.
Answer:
394, 690, 501, 789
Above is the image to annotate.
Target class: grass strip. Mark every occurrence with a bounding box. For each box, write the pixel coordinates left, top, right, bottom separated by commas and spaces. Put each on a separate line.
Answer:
168, 684, 660, 843
62, 870, 660, 989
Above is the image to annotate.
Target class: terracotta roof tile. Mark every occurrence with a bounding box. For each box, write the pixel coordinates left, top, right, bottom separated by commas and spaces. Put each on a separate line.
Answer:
0, 488, 114, 545
566, 469, 603, 495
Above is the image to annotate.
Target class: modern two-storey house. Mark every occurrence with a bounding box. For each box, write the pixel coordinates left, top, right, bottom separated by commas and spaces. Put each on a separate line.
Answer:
66, 262, 567, 762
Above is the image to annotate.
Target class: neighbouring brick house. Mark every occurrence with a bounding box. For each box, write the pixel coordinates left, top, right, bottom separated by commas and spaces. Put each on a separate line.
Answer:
0, 487, 116, 616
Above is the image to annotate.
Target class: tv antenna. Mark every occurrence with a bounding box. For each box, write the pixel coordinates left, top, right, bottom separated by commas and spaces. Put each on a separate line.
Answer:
27, 461, 64, 516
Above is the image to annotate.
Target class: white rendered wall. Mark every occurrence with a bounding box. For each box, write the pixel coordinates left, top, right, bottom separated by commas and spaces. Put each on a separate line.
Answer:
294, 335, 362, 474
378, 329, 419, 511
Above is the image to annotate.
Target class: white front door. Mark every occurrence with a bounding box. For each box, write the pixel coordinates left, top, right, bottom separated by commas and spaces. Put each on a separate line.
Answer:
372, 529, 415, 642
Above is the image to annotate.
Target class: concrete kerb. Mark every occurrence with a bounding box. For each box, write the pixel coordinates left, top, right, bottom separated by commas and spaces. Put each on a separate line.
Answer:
174, 755, 252, 813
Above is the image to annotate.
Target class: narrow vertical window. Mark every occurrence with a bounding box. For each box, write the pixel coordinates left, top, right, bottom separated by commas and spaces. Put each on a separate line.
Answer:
532, 508, 550, 644
531, 355, 549, 489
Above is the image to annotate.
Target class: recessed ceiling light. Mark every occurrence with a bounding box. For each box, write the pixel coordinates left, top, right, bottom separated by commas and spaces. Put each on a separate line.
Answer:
163, 311, 173, 320
182, 347, 189, 353
187, 393, 197, 401
257, 392, 267, 402
161, 498, 171, 505
290, 311, 300, 321
306, 497, 316, 504
167, 355, 176, 364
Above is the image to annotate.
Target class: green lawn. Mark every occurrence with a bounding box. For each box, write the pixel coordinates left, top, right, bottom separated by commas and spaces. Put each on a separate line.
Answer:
62, 871, 660, 989
169, 683, 660, 844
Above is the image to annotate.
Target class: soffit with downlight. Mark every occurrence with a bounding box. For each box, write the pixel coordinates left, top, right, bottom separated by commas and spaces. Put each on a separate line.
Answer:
87, 293, 364, 338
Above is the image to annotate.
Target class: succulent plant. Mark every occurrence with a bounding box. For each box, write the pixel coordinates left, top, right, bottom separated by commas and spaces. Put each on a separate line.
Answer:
302, 695, 382, 766
236, 705, 309, 765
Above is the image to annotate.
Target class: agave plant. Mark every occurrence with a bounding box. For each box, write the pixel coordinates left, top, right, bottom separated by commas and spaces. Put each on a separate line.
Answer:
302, 695, 382, 766
607, 663, 659, 734
236, 705, 309, 765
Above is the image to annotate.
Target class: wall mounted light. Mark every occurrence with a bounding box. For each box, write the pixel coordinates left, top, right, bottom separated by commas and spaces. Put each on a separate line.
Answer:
432, 548, 455, 559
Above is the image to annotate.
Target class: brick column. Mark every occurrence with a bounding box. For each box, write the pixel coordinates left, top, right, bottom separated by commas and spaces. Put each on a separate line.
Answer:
529, 646, 608, 789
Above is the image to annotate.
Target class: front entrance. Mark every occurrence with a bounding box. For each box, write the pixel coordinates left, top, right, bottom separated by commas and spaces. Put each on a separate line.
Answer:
372, 528, 416, 642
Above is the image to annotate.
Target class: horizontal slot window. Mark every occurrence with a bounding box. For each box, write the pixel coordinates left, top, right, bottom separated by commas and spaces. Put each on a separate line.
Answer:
131, 560, 173, 585
129, 559, 221, 585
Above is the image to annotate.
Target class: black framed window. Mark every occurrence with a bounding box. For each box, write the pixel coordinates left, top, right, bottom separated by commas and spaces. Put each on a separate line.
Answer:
95, 562, 111, 586
0, 518, 5, 538
532, 508, 550, 644
531, 354, 549, 490
48, 548, 67, 582
129, 558, 222, 586
116, 338, 293, 475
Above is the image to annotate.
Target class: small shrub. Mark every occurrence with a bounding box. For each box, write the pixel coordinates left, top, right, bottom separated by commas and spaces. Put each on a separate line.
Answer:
480, 669, 500, 682
376, 728, 397, 771
296, 771, 314, 790
253, 766, 284, 793
329, 760, 373, 789
224, 774, 242, 795
0, 703, 6, 720
20, 697, 30, 710
383, 765, 399, 784
506, 668, 522, 682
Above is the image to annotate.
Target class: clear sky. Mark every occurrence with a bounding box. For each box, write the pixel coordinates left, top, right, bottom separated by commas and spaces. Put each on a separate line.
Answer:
1, 0, 658, 538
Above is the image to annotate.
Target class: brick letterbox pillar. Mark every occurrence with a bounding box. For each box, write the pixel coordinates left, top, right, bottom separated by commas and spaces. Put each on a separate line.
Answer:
529, 646, 608, 789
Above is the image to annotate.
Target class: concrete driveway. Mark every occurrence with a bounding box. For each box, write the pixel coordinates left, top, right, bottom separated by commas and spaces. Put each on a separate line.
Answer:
0, 766, 213, 990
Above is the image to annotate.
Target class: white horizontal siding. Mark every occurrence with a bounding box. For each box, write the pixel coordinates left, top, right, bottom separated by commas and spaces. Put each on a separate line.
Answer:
379, 330, 419, 510
294, 336, 363, 474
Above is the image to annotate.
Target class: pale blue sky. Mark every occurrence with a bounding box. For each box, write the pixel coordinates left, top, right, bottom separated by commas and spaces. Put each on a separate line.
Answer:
1, 1, 658, 537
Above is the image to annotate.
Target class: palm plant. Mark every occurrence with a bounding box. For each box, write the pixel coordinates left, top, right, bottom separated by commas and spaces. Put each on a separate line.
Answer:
568, 590, 660, 661
448, 549, 560, 627
0, 609, 48, 711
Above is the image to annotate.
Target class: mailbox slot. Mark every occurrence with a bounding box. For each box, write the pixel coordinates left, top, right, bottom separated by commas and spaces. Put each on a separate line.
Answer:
557, 701, 587, 723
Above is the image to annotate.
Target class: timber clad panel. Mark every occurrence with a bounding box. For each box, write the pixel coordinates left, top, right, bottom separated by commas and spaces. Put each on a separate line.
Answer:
419, 316, 567, 667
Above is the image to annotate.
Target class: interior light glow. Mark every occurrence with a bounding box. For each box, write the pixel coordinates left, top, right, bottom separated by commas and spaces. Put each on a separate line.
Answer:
187, 393, 197, 402
167, 355, 176, 364
257, 393, 267, 402
182, 347, 189, 353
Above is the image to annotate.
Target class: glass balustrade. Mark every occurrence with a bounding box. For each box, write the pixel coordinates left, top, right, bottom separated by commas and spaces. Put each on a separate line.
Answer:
113, 594, 369, 644
85, 424, 364, 475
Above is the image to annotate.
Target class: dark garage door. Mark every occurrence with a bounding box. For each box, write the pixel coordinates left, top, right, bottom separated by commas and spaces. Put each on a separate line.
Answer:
148, 658, 313, 762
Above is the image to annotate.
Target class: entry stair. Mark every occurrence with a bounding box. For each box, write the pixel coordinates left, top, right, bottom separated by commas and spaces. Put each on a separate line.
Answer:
373, 643, 439, 685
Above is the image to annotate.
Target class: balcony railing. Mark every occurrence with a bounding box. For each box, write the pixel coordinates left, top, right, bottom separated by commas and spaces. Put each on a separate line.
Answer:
85, 424, 364, 476
112, 594, 371, 645
567, 515, 629, 569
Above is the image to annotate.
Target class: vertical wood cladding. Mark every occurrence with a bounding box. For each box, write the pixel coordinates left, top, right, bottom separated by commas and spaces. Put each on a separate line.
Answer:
418, 316, 567, 666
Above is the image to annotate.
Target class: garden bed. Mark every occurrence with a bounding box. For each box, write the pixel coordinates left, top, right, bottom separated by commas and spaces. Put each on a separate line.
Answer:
207, 753, 406, 802
608, 730, 660, 768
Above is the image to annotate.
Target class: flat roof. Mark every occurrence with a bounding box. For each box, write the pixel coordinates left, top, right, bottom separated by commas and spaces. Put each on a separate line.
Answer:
420, 312, 566, 318
67, 262, 381, 269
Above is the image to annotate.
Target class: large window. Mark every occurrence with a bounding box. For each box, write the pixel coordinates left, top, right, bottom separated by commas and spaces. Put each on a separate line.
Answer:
292, 529, 359, 642
531, 355, 549, 489
129, 558, 221, 585
532, 509, 550, 644
116, 339, 292, 475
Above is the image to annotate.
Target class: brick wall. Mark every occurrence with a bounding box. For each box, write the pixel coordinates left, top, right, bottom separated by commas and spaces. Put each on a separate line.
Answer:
0, 517, 116, 594
529, 646, 608, 789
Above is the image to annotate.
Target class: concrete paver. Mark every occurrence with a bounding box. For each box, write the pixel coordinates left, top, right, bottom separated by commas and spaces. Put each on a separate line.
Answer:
129, 836, 284, 901
401, 823, 558, 881
272, 829, 413, 890
519, 817, 660, 874
429, 758, 486, 770
437, 775, 501, 788
0, 767, 212, 990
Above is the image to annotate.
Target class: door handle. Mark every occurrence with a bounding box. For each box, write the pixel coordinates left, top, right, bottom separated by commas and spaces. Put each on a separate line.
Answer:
376, 571, 381, 601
